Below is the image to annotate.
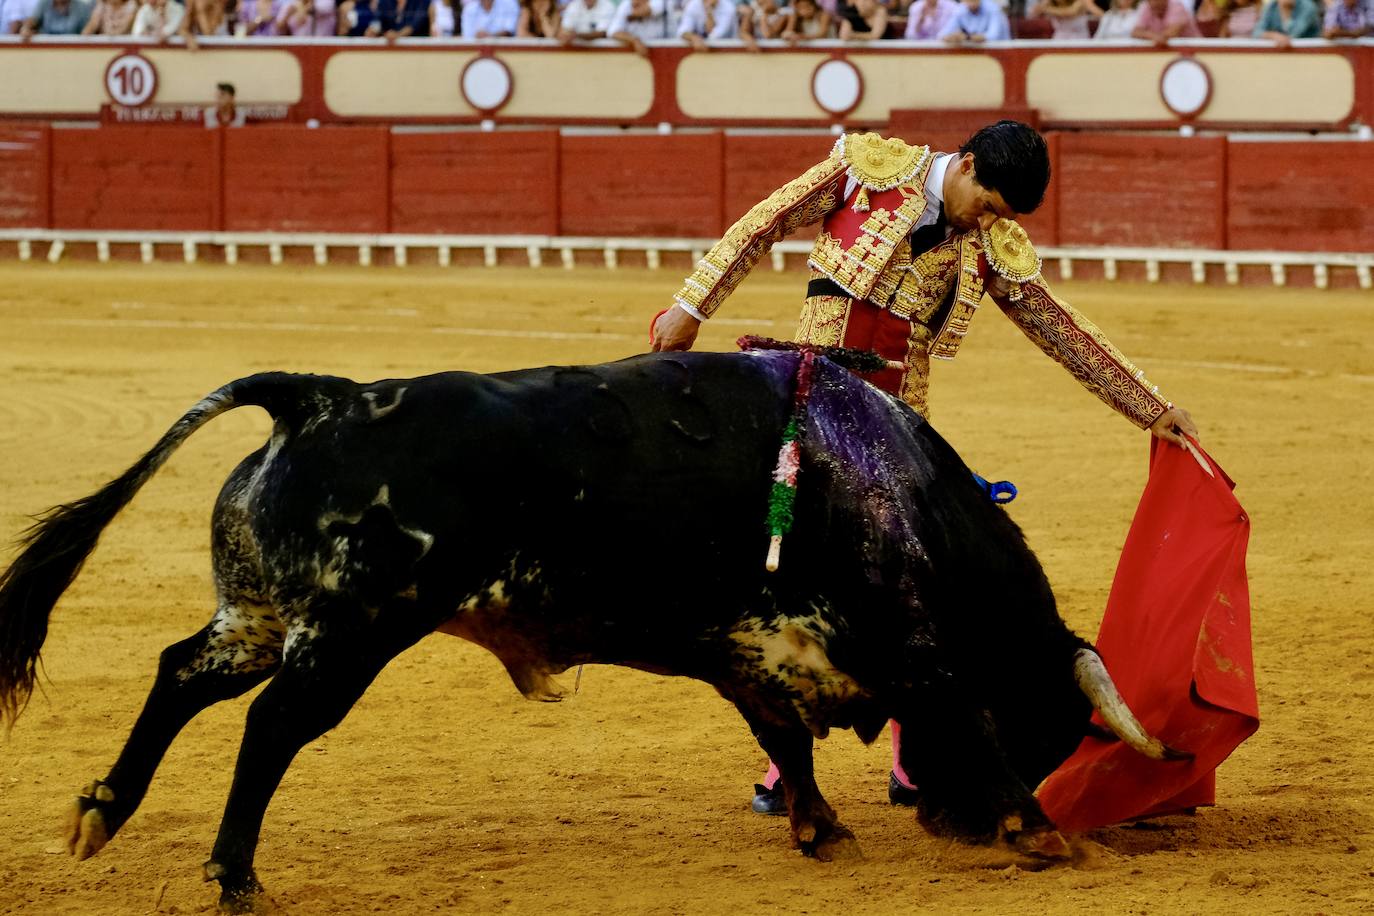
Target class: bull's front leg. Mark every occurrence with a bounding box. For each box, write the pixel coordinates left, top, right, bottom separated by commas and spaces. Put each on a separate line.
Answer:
742, 714, 860, 862
894, 696, 1069, 860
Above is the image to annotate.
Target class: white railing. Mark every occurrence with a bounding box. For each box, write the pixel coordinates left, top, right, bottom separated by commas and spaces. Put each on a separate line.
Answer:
4, 228, 1371, 290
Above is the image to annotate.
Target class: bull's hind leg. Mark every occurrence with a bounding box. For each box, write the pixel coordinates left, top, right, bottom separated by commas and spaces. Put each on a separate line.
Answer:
740, 712, 859, 862
203, 593, 439, 913
67, 601, 284, 860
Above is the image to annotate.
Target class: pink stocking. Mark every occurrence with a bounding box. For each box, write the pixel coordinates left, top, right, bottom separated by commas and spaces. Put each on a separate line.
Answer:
890, 720, 915, 788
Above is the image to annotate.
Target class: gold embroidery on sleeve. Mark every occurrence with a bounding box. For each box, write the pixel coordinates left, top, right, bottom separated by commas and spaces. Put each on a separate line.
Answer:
998, 279, 1170, 428
674, 154, 847, 319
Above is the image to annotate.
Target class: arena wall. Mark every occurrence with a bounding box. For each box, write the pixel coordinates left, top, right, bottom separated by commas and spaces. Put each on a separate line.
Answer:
0, 38, 1370, 131
2, 122, 1370, 255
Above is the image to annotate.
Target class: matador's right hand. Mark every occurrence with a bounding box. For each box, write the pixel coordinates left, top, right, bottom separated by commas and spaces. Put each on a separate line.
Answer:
650, 306, 701, 352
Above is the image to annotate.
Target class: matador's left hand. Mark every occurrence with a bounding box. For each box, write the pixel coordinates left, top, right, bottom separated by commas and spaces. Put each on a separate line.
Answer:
1149, 406, 1199, 448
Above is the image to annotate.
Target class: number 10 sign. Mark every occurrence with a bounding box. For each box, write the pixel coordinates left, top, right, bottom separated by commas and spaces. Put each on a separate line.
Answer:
104, 53, 159, 108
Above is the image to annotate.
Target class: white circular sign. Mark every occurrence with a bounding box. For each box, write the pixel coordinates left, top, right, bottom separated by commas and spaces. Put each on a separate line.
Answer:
104, 53, 158, 108
461, 57, 513, 113
812, 59, 862, 117
1160, 58, 1211, 118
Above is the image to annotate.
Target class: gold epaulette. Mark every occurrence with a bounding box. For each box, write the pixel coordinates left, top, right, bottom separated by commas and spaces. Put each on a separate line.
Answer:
982, 219, 1042, 284
834, 132, 931, 193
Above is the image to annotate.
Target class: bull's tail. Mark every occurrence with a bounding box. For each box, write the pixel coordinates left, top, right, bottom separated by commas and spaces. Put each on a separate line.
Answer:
0, 372, 312, 729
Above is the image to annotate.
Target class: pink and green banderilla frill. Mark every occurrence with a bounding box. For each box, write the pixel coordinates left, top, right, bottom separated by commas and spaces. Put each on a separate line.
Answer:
737, 336, 903, 571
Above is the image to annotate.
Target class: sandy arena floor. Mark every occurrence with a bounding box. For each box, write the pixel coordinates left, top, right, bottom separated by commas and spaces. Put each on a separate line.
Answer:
0, 262, 1371, 915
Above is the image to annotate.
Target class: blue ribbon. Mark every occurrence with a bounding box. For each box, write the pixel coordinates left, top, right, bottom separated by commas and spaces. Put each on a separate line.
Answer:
971, 472, 1018, 505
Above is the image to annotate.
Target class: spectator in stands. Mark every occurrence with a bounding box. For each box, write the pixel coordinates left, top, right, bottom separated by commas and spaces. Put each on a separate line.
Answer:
179, 0, 228, 46
19, 0, 92, 34
781, 0, 832, 40
236, 0, 277, 33
2, 0, 39, 34
1091, 0, 1137, 37
427, 0, 454, 33
81, 0, 135, 31
204, 81, 246, 127
837, 0, 887, 37
1129, 0, 1198, 40
368, 0, 428, 37
1253, 0, 1318, 41
340, 0, 375, 32
131, 0, 184, 36
1029, 0, 1100, 37
1321, 0, 1370, 37
558, 0, 614, 41
461, 0, 517, 34
738, 0, 785, 46
676, 0, 736, 48
937, 0, 1010, 41
903, 0, 958, 38
275, 0, 337, 34
516, 0, 558, 35
1208, 0, 1259, 35
608, 0, 668, 53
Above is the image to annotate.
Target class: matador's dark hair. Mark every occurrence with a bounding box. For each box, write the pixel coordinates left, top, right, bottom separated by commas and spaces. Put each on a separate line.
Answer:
958, 120, 1051, 216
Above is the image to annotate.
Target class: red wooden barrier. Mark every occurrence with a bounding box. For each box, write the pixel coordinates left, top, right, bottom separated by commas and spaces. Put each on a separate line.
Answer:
0, 123, 49, 228
51, 127, 218, 231
558, 133, 724, 238
1226, 141, 1374, 253
390, 130, 559, 236
9, 126, 1374, 257
1056, 134, 1227, 250
1017, 130, 1059, 247
722, 134, 832, 239
223, 127, 389, 234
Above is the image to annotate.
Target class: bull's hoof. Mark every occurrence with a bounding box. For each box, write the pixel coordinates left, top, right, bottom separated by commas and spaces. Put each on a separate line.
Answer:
798, 822, 863, 862
1012, 827, 1071, 861
65, 781, 116, 860
1001, 814, 1071, 864
205, 862, 272, 914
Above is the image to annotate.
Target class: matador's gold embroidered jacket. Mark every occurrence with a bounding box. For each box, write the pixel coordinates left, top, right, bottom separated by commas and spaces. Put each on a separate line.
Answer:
673, 132, 1171, 429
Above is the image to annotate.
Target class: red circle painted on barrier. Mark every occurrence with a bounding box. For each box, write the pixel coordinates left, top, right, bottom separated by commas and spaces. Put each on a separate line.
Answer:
104, 52, 159, 108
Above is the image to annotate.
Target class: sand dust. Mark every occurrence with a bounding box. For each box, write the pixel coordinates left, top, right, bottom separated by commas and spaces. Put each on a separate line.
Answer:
0, 263, 1371, 914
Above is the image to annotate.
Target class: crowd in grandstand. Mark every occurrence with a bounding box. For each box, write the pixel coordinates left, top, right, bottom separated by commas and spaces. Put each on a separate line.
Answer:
2, 0, 1369, 42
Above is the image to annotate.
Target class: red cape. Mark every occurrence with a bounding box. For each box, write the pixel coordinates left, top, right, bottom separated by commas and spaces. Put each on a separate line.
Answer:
1037, 438, 1259, 831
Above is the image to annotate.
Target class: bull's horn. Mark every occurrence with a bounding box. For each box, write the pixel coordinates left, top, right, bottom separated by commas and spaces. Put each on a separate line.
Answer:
1073, 649, 1192, 762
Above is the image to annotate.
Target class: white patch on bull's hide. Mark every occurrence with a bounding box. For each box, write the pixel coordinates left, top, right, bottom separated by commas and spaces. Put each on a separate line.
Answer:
455, 578, 509, 613
283, 621, 324, 668
441, 568, 565, 701
314, 486, 435, 600
363, 387, 407, 420
177, 601, 286, 682
730, 614, 869, 738
242, 426, 287, 508
299, 390, 337, 436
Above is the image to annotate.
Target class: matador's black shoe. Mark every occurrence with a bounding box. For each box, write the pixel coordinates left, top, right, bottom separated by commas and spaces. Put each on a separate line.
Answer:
888, 771, 920, 807
751, 783, 787, 816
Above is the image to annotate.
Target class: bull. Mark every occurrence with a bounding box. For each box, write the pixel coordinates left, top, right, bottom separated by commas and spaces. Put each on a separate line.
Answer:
0, 350, 1178, 912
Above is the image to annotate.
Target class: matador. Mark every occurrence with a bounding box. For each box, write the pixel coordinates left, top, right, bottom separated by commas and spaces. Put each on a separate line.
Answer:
649, 120, 1199, 814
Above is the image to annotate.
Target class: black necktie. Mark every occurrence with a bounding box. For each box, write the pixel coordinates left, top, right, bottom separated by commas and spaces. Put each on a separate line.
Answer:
910, 204, 947, 255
